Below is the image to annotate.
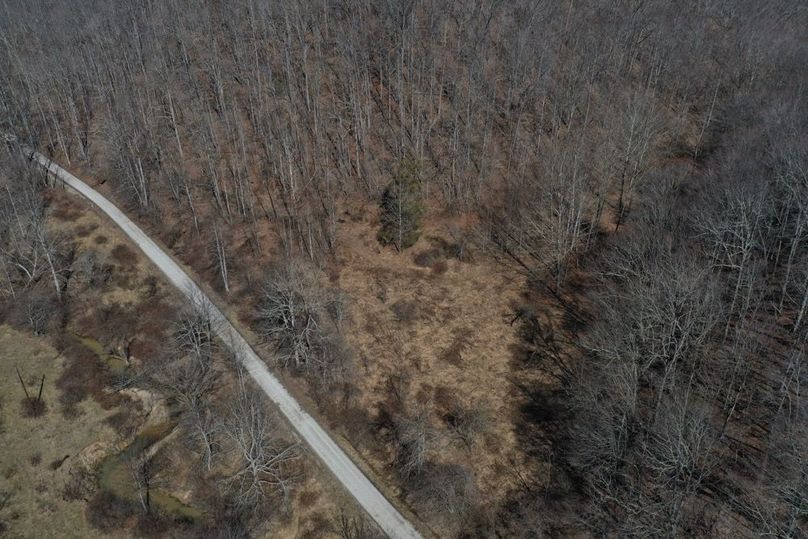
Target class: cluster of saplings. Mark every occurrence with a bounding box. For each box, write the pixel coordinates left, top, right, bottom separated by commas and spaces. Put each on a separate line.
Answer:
1, 0, 806, 536
138, 306, 301, 536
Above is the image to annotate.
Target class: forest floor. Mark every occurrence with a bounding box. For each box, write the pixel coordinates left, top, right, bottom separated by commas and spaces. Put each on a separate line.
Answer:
333, 210, 533, 507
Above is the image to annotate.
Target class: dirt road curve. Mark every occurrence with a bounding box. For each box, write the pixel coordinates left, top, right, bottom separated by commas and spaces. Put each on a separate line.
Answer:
23, 147, 422, 539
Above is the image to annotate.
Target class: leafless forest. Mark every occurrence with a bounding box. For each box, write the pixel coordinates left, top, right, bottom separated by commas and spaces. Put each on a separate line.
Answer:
1, 0, 806, 536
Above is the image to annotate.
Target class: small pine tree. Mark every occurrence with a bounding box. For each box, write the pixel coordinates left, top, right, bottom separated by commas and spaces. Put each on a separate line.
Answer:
378, 160, 424, 251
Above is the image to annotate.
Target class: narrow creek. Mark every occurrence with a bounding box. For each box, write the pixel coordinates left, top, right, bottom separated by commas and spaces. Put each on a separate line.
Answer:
97, 421, 202, 521
71, 333, 129, 374
72, 333, 202, 520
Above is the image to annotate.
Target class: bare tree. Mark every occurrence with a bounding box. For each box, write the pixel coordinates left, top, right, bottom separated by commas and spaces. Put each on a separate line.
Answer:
173, 303, 217, 365
127, 446, 165, 514
21, 287, 57, 335
149, 303, 222, 470
392, 406, 436, 479
750, 365, 807, 537
211, 221, 229, 293
257, 259, 325, 369
445, 404, 490, 450
256, 259, 351, 389
222, 371, 299, 507
698, 182, 771, 337
155, 354, 219, 471
407, 462, 476, 526
0, 156, 66, 299
640, 400, 719, 537
604, 88, 663, 231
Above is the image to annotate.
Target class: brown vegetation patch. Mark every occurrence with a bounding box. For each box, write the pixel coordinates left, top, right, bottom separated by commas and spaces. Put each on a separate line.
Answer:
390, 299, 419, 323
441, 330, 471, 367
413, 248, 444, 268
431, 260, 448, 275
20, 396, 47, 418
48, 199, 83, 222
298, 489, 321, 510
110, 243, 137, 266
55, 338, 119, 415
74, 223, 98, 238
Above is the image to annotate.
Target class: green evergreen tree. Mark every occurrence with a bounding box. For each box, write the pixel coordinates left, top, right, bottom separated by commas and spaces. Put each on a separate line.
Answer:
378, 160, 424, 250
